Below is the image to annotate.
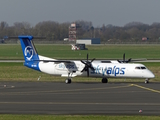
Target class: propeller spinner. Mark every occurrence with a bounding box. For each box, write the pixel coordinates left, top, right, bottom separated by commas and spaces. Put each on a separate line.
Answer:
81, 54, 95, 77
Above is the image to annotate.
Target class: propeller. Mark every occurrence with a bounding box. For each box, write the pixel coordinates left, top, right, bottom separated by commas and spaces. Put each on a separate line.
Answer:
81, 54, 95, 77
117, 53, 132, 63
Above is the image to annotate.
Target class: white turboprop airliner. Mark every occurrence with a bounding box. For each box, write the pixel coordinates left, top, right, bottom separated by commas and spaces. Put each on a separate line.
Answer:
18, 35, 155, 84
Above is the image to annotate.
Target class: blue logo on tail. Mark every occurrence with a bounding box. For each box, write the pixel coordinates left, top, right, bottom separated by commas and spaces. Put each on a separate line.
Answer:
24, 46, 33, 61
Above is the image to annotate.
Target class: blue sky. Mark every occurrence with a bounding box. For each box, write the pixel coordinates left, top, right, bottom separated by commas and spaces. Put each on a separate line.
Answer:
0, 0, 160, 27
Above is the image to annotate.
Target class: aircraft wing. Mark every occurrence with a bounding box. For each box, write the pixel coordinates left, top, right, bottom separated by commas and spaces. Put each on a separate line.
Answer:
61, 74, 77, 77
131, 58, 147, 62
34, 60, 73, 63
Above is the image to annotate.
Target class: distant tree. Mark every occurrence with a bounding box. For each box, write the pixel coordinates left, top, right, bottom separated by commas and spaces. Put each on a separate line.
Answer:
0, 21, 8, 30
1, 20, 160, 43
14, 22, 31, 35
124, 21, 144, 28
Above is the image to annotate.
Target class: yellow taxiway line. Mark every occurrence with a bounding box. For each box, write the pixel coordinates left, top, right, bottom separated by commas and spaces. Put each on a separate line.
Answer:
131, 84, 160, 94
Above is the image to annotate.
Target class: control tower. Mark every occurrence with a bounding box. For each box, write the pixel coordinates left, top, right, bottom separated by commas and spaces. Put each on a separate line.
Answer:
69, 23, 76, 41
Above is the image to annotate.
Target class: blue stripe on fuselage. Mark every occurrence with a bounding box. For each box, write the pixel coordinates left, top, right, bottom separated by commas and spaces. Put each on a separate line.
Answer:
24, 61, 40, 71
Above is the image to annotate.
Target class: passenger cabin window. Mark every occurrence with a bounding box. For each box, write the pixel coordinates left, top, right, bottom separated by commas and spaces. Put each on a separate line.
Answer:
135, 66, 146, 70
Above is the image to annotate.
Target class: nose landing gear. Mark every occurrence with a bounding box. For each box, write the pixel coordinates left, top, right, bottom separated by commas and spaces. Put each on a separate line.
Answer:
145, 79, 149, 84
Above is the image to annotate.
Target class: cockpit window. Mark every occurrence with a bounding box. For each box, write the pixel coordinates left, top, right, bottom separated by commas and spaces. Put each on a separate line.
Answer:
141, 67, 146, 69
135, 67, 140, 69
135, 66, 146, 70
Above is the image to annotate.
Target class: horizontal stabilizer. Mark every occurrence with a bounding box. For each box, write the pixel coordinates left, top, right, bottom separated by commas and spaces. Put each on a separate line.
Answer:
7, 36, 46, 39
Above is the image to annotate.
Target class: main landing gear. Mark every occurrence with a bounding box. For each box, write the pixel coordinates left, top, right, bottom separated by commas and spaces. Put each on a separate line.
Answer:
65, 79, 72, 84
65, 72, 73, 84
102, 78, 108, 83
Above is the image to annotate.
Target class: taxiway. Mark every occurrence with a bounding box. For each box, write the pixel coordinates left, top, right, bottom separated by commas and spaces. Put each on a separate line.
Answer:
0, 82, 160, 115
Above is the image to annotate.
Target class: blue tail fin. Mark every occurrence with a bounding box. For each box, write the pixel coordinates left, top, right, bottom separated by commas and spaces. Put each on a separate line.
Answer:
19, 36, 39, 62
19, 35, 40, 71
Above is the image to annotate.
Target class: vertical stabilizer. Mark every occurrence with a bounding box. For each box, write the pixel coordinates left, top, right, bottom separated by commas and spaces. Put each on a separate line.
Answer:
19, 35, 40, 71
19, 36, 39, 62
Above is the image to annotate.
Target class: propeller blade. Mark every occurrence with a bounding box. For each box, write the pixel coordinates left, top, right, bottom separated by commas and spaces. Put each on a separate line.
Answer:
91, 58, 95, 62
127, 58, 132, 63
81, 60, 86, 65
117, 53, 132, 63
123, 53, 125, 62
80, 54, 95, 77
87, 68, 89, 77
90, 66, 95, 71
81, 67, 85, 72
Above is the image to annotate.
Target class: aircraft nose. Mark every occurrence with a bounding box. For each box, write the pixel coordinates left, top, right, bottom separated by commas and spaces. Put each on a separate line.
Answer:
149, 71, 155, 78
151, 73, 155, 78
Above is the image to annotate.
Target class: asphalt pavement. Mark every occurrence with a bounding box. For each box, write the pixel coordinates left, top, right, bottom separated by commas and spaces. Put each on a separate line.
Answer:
0, 82, 160, 115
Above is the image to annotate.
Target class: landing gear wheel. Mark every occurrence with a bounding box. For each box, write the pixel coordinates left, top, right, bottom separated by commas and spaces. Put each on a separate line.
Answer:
102, 78, 108, 83
145, 78, 149, 84
65, 79, 72, 84
145, 80, 149, 84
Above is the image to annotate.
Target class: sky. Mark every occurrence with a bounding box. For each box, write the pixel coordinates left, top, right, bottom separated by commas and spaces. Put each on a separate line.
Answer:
0, 0, 160, 27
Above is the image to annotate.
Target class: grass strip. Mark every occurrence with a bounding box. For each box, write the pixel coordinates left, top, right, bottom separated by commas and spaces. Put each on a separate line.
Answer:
0, 115, 160, 120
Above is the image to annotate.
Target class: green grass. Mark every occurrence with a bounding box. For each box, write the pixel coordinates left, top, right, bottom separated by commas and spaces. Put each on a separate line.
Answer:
0, 44, 160, 118
0, 115, 160, 120
0, 44, 160, 59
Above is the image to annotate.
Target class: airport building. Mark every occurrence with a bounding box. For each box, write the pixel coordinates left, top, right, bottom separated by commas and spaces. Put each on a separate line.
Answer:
76, 38, 100, 45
